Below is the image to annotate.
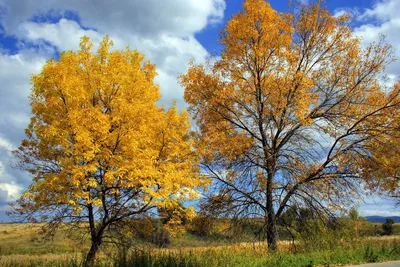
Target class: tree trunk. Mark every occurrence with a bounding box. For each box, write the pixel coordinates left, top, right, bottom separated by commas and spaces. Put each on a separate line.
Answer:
85, 240, 100, 267
266, 171, 277, 251
265, 212, 277, 251
85, 204, 103, 267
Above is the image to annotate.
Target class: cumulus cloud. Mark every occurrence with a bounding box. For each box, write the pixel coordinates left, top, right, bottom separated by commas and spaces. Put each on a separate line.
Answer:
357, 0, 400, 22
1, 0, 225, 37
3, 1, 217, 107
0, 183, 23, 203
0, 160, 23, 208
0, 49, 48, 217
18, 19, 102, 52
0, 0, 226, 220
353, 0, 400, 77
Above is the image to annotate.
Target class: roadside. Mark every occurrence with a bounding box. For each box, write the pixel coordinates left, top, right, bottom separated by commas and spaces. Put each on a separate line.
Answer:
350, 261, 400, 267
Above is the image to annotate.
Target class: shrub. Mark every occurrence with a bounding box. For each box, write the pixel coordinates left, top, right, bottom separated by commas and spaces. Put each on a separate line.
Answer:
189, 216, 215, 237
382, 218, 395, 236
151, 226, 172, 248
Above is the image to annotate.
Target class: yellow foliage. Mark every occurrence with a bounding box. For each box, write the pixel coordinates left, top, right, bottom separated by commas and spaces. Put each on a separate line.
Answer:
180, 0, 398, 184
16, 36, 207, 215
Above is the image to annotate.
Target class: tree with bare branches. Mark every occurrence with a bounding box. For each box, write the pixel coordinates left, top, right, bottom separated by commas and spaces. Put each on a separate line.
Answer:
180, 0, 400, 251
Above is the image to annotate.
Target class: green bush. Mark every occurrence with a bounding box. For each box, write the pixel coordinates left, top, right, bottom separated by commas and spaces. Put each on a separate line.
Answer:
383, 219, 395, 236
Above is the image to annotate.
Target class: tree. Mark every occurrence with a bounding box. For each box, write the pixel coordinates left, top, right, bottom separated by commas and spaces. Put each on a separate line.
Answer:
382, 218, 395, 235
348, 207, 365, 238
10, 36, 206, 265
180, 0, 400, 251
158, 201, 193, 225
157, 200, 196, 236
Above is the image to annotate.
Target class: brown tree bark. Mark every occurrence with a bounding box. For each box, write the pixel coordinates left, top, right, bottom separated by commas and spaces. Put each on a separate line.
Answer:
266, 170, 277, 251
85, 204, 103, 267
85, 239, 101, 267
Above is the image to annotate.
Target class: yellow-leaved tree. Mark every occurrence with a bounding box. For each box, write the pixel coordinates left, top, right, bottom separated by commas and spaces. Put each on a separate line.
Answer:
10, 36, 205, 265
180, 0, 400, 250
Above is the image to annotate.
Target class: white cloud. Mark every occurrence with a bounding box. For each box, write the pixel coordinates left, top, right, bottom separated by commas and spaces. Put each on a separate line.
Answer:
18, 19, 102, 52
0, 182, 23, 202
357, 0, 400, 22
334, 10, 347, 18
6, 2, 215, 108
0, 50, 46, 146
353, 0, 400, 77
0, 160, 23, 212
0, 50, 49, 206
155, 69, 186, 107
0, 0, 225, 42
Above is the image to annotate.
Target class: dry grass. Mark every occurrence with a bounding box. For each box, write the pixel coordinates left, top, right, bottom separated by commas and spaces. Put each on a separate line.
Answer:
0, 223, 85, 256
0, 253, 76, 266
366, 236, 400, 245
1, 222, 400, 266
154, 240, 294, 255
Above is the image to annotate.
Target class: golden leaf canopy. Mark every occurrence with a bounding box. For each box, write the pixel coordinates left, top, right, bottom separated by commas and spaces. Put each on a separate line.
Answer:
17, 36, 206, 211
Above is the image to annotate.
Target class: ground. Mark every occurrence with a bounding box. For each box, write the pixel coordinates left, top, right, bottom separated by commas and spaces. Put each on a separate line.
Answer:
1, 222, 400, 266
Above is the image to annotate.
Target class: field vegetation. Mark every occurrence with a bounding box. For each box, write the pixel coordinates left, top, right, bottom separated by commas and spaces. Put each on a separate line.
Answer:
1, 217, 400, 266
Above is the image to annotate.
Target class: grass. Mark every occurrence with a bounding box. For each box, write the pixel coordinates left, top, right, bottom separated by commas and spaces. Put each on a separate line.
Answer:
119, 238, 400, 267
2, 239, 398, 266
0, 254, 79, 267
0, 223, 84, 256
1, 222, 400, 266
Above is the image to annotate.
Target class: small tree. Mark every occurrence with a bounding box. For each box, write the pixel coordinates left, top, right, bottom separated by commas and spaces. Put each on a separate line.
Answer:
348, 207, 364, 238
382, 218, 395, 235
158, 201, 192, 225
9, 36, 205, 266
157, 200, 196, 236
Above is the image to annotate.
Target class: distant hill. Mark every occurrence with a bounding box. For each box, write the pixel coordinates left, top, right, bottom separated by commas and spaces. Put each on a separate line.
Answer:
365, 216, 400, 223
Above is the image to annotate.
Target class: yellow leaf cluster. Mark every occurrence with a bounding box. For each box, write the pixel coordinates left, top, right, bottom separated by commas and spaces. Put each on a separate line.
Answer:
19, 36, 207, 213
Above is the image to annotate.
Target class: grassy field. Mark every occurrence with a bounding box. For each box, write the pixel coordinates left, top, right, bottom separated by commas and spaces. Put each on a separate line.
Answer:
1, 222, 400, 266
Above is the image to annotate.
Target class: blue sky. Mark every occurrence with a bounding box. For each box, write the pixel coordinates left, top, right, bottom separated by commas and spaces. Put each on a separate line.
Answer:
0, 0, 399, 222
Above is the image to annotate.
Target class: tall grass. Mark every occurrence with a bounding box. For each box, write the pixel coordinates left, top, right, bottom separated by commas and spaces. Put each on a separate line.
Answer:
118, 239, 400, 267
2, 238, 398, 266
1, 221, 400, 266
